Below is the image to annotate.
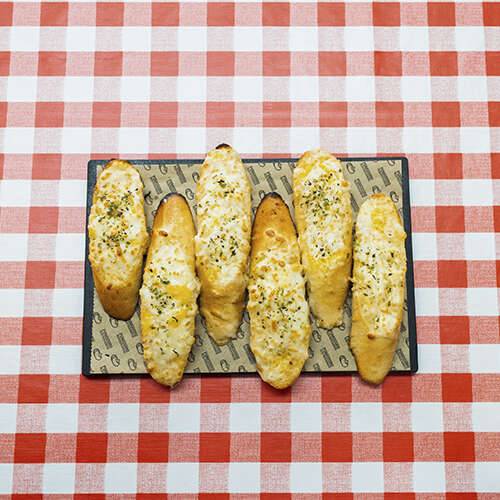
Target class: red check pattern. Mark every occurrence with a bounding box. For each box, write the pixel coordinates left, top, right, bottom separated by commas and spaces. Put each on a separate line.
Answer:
0, 1, 499, 497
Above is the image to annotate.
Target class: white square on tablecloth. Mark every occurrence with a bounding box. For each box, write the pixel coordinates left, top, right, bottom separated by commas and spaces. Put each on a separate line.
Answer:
178, 27, 207, 51
233, 127, 263, 154
0, 234, 29, 262
290, 128, 320, 154
413, 462, 446, 492
61, 128, 91, 154
55, 234, 85, 262
233, 27, 262, 52
176, 128, 207, 154
290, 462, 323, 493
289, 27, 318, 52
347, 128, 377, 155
351, 462, 384, 492
467, 288, 499, 316
0, 404, 16, 433
120, 77, 151, 102
344, 27, 373, 51
401, 77, 431, 102
176, 77, 207, 102
411, 233, 437, 261
229, 403, 261, 433
167, 463, 199, 493
410, 180, 436, 206
411, 403, 444, 432
51, 289, 83, 318
122, 27, 152, 52
66, 27, 96, 52
0, 290, 24, 318
58, 180, 86, 207
43, 463, 76, 494
417, 344, 442, 374
454, 27, 485, 52
49, 345, 81, 374
345, 76, 375, 102
350, 403, 383, 432
63, 77, 94, 102
472, 403, 500, 432
290, 403, 322, 433
457, 77, 488, 102
7, 77, 38, 102
0, 346, 21, 375
415, 288, 439, 316
0, 465, 13, 494
168, 403, 200, 433
233, 77, 263, 102
107, 403, 140, 433
3, 128, 34, 154
228, 463, 260, 493
462, 180, 493, 206
290, 77, 319, 102
464, 233, 496, 260
469, 345, 500, 373
119, 127, 149, 154
403, 127, 434, 154
105, 463, 137, 493
0, 180, 31, 207
9, 27, 40, 51
475, 463, 500, 493
460, 128, 490, 154
399, 27, 429, 51
46, 403, 79, 433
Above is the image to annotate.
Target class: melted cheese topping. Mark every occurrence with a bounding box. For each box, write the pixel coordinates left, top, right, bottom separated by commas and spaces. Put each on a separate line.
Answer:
195, 147, 251, 287
353, 195, 406, 336
88, 161, 148, 287
140, 242, 200, 383
294, 149, 351, 264
248, 241, 311, 388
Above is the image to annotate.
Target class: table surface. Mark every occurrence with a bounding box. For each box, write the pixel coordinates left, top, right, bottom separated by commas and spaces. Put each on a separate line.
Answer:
0, 1, 499, 497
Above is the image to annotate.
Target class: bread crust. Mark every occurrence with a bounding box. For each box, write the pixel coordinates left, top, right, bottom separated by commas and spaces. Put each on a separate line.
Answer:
88, 159, 149, 320
293, 149, 353, 328
195, 144, 252, 345
350, 193, 407, 385
248, 193, 312, 389
140, 194, 199, 387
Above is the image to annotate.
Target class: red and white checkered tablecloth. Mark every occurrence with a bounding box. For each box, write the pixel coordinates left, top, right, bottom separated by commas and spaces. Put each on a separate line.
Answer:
0, 0, 499, 497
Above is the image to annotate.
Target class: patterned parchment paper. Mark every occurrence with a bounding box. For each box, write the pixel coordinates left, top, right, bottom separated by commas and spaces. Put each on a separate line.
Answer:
85, 158, 415, 375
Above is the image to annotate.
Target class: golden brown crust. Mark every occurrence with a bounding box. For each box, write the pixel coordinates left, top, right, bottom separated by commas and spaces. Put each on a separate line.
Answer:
89, 159, 149, 320
251, 193, 297, 257
148, 194, 196, 269
293, 149, 353, 328
350, 193, 407, 385
248, 194, 312, 389
195, 144, 252, 345
92, 271, 138, 320
140, 194, 199, 387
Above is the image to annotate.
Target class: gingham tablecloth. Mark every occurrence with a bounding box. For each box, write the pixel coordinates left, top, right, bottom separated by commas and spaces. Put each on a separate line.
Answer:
0, 0, 499, 497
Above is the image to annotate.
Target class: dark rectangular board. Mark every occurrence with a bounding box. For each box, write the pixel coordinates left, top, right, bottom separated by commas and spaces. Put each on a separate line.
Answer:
83, 157, 417, 377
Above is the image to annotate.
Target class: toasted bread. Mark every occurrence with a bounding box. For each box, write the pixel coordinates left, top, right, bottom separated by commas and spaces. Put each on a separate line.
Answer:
195, 144, 252, 345
248, 193, 312, 389
350, 193, 407, 385
88, 160, 149, 320
140, 194, 200, 387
